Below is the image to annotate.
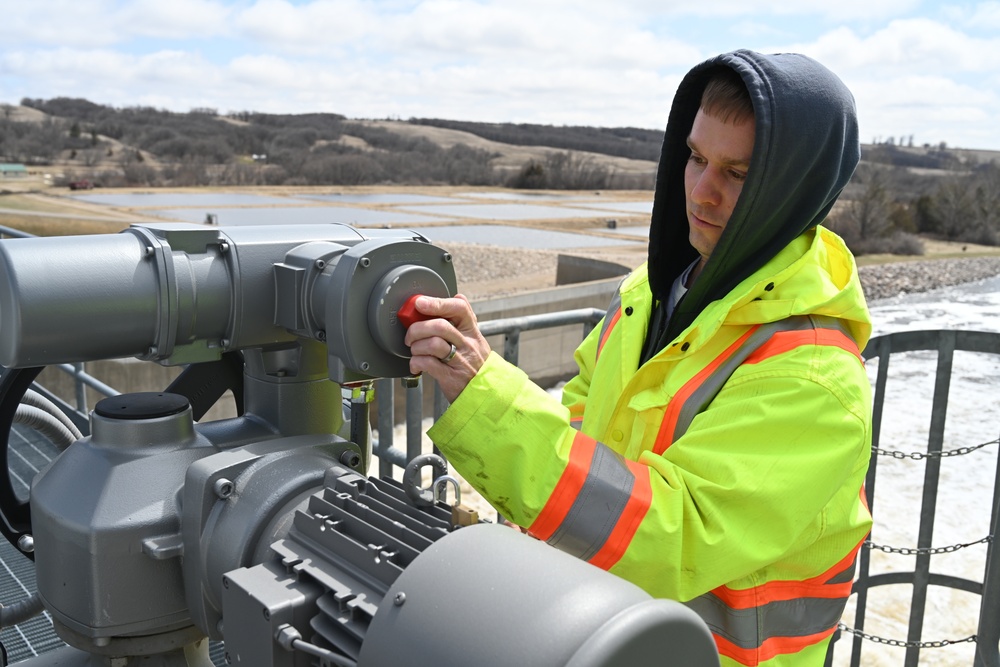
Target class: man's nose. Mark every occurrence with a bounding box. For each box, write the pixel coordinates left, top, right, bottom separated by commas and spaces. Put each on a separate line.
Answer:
690, 168, 722, 206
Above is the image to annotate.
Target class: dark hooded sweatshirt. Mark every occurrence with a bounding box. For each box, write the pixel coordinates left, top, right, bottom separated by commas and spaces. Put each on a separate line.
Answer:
642, 50, 861, 360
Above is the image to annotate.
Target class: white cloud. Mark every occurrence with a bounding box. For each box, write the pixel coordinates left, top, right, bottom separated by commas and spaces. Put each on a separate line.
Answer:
604, 0, 921, 22
784, 19, 1000, 75
942, 1, 1000, 28
116, 0, 234, 39
0, 0, 233, 47
234, 0, 380, 55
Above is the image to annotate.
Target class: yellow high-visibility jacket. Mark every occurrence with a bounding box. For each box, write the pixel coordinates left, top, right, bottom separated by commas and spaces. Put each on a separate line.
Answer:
429, 226, 873, 666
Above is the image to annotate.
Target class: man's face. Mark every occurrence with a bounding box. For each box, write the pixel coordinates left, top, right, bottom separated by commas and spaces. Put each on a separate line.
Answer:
684, 108, 755, 273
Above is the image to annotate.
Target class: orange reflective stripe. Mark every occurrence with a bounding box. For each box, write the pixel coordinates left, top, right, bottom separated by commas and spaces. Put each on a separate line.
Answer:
653, 326, 760, 455
654, 316, 860, 455
743, 328, 861, 365
587, 462, 652, 570
710, 536, 864, 608
596, 307, 621, 359
527, 432, 596, 541
715, 627, 836, 666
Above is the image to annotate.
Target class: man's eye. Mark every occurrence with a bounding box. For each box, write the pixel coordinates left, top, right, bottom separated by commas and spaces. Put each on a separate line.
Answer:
730, 169, 748, 181
688, 154, 706, 165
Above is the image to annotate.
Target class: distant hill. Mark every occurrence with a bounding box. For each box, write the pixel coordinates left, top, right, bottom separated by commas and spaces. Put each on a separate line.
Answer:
1, 97, 660, 190
1, 96, 997, 192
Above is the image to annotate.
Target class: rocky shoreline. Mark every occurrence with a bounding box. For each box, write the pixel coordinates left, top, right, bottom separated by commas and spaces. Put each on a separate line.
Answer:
858, 256, 1000, 301
446, 241, 1000, 302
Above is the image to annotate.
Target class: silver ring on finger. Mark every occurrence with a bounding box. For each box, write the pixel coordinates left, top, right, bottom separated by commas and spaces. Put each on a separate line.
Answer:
440, 343, 457, 364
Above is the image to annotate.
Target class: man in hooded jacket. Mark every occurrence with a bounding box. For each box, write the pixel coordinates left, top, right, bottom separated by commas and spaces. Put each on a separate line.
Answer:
405, 49, 873, 666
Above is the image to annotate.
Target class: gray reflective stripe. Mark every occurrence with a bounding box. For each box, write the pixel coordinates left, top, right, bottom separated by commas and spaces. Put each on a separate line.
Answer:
596, 290, 623, 352
546, 442, 634, 561
670, 315, 855, 443
825, 559, 858, 585
685, 590, 850, 650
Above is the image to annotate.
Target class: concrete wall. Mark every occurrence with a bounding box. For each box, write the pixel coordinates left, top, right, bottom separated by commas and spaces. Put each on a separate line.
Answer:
472, 277, 618, 386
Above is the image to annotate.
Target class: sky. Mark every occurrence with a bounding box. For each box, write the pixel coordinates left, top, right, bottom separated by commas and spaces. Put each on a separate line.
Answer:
1, 0, 999, 151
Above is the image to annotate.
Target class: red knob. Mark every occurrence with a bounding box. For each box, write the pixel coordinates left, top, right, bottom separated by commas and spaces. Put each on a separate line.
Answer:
397, 294, 430, 328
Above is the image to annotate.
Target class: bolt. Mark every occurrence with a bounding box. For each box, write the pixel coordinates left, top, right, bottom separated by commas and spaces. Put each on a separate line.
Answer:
219, 242, 230, 254
443, 252, 453, 263
17, 534, 33, 554
316, 330, 326, 341
220, 338, 230, 349
360, 257, 371, 268
393, 592, 406, 606
340, 450, 361, 469
360, 362, 370, 371
263, 608, 270, 620
223, 577, 229, 589
144, 246, 155, 258
147, 346, 158, 357
224, 652, 232, 664
314, 259, 326, 270
214, 478, 234, 499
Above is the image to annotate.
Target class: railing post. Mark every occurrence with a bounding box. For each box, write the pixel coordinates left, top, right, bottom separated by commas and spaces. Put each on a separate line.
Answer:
73, 362, 87, 413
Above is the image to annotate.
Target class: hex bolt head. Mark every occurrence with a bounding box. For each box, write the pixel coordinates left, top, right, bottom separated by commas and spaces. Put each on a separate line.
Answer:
314, 259, 326, 270
360, 257, 371, 268
340, 450, 361, 469
17, 534, 33, 553
214, 478, 234, 499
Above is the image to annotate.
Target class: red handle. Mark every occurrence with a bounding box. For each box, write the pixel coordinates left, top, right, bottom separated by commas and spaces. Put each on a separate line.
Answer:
397, 294, 430, 328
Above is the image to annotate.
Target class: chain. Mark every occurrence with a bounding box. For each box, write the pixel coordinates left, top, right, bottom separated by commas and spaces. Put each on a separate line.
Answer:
873, 437, 998, 460
837, 623, 977, 649
865, 534, 993, 556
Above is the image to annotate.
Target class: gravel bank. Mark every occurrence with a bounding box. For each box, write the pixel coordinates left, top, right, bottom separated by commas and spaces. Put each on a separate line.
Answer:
858, 256, 1000, 301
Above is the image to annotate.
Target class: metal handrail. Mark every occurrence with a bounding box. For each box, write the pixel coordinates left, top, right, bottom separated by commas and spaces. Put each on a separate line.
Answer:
371, 307, 605, 476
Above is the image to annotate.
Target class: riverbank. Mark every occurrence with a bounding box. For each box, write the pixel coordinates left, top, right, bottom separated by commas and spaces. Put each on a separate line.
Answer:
444, 240, 1000, 303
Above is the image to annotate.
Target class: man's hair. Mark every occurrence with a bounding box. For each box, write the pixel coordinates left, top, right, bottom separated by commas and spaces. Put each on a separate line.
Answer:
700, 68, 754, 125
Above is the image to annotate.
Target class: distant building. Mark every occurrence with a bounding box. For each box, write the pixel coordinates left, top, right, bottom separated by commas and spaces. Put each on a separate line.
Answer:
0, 164, 28, 178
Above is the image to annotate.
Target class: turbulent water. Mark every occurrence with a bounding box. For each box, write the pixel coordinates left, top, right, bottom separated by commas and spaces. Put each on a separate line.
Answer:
832, 275, 1000, 666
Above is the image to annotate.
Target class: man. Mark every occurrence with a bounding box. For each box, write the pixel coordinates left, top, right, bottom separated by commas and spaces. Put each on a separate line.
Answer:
406, 50, 873, 666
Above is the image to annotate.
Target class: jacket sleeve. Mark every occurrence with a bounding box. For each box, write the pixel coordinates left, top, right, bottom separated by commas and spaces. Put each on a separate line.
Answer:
427, 345, 871, 602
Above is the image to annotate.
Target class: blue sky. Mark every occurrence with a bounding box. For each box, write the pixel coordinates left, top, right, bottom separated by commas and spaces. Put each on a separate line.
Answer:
2, 1, 999, 150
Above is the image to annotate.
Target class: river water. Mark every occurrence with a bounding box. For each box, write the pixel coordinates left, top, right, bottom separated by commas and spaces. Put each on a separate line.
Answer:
833, 277, 1000, 666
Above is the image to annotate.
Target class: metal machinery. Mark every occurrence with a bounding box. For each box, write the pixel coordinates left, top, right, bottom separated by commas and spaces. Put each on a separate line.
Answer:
0, 223, 719, 667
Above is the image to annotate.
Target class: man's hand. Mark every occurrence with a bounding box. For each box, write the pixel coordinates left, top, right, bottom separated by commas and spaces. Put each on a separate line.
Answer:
404, 294, 492, 402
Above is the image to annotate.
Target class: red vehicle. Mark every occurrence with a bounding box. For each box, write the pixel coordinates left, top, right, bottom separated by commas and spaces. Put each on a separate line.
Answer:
68, 180, 94, 190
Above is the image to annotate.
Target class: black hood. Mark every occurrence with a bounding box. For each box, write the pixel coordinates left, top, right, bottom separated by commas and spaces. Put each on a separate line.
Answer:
647, 50, 860, 343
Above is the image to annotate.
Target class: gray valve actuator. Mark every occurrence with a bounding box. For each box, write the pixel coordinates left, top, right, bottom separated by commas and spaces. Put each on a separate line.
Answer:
0, 222, 456, 383
0, 223, 719, 667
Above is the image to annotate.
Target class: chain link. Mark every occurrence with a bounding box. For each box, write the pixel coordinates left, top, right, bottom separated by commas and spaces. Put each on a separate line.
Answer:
866, 534, 993, 556
837, 623, 977, 649
873, 437, 999, 460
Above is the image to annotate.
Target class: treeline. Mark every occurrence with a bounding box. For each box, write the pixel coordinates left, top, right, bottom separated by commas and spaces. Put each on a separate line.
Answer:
4, 98, 1000, 256
408, 118, 663, 162
828, 160, 1000, 255
2, 98, 655, 190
